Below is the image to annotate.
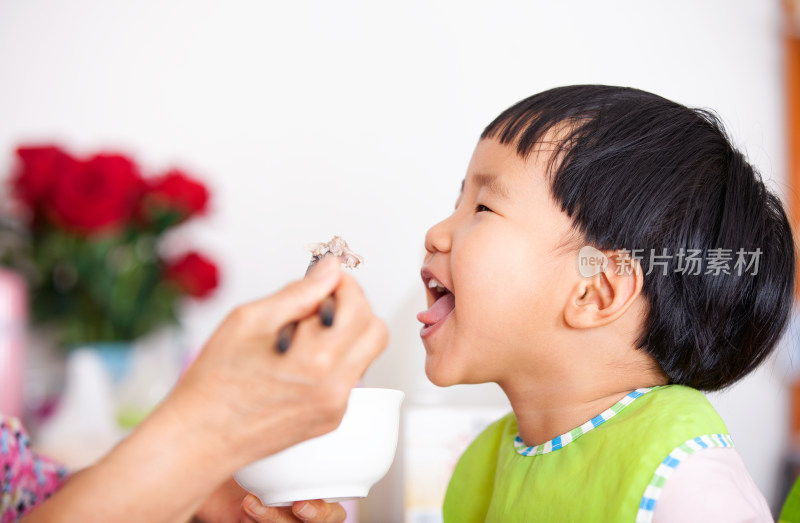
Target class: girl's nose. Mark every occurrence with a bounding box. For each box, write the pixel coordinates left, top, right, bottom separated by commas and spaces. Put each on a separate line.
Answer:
424, 214, 453, 254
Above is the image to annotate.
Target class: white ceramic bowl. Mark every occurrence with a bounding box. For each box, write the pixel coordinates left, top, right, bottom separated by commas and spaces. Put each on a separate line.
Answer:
234, 387, 405, 507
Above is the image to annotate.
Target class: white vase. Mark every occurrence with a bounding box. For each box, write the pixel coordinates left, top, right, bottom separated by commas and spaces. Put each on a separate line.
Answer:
32, 329, 183, 469
35, 348, 123, 470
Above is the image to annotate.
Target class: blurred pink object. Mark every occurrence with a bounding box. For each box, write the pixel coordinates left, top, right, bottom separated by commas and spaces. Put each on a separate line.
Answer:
340, 499, 358, 522
0, 268, 26, 418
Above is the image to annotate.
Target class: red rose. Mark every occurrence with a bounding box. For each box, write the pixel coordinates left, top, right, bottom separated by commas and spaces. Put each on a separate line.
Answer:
12, 146, 79, 209
142, 169, 209, 223
49, 153, 145, 234
164, 251, 219, 299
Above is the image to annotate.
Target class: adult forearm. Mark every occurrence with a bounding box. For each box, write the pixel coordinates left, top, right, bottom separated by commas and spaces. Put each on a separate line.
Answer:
23, 397, 230, 523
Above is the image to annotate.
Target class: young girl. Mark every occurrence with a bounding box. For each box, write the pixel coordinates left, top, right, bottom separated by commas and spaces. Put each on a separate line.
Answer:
418, 85, 793, 521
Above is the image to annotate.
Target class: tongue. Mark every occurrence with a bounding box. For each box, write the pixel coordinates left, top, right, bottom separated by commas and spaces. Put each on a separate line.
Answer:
417, 293, 456, 326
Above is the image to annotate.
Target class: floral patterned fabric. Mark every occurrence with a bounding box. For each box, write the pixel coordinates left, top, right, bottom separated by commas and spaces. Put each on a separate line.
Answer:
1, 415, 68, 522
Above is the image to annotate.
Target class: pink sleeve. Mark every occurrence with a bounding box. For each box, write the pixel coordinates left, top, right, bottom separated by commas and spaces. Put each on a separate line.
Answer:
1, 415, 68, 522
652, 447, 773, 523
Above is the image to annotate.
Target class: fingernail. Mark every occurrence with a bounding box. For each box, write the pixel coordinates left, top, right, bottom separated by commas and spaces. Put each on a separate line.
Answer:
245, 496, 268, 516
295, 501, 317, 519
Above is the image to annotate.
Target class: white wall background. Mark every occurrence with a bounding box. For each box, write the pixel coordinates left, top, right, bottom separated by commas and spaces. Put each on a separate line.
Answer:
0, 0, 794, 517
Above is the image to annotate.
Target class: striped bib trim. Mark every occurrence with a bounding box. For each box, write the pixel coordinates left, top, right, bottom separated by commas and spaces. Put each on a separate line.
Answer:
513, 387, 656, 456
635, 433, 735, 523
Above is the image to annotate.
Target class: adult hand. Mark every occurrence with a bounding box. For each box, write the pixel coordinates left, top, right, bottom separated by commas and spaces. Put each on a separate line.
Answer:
25, 256, 388, 523
242, 495, 346, 523
194, 478, 346, 523
173, 255, 389, 471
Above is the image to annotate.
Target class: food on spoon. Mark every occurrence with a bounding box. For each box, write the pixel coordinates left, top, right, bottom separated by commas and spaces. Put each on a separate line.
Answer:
307, 236, 364, 269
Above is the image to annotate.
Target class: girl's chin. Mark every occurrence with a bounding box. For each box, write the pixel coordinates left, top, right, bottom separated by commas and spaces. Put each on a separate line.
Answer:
424, 358, 461, 387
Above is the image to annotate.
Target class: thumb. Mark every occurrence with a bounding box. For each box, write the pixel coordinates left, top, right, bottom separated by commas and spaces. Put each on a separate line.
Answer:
293, 500, 347, 522
261, 256, 342, 328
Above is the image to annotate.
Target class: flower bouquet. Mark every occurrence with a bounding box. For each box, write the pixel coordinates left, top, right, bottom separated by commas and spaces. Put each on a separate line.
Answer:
1, 145, 219, 348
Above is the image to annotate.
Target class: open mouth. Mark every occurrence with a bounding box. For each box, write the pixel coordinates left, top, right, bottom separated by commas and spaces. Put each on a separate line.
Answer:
426, 276, 451, 302
418, 273, 456, 336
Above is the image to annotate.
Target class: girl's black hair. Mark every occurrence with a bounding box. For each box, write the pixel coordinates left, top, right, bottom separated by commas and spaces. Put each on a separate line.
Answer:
482, 85, 796, 391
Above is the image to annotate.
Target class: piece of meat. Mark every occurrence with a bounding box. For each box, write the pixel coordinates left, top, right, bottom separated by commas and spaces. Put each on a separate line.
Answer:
307, 236, 364, 269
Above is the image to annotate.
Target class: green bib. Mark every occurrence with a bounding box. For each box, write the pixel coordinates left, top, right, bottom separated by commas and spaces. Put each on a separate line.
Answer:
443, 385, 730, 522
780, 475, 800, 522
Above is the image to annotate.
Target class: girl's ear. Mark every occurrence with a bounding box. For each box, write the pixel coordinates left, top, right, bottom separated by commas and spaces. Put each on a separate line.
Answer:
564, 250, 644, 329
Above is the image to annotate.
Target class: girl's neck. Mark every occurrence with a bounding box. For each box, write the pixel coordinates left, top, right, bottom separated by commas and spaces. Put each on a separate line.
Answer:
499, 370, 668, 447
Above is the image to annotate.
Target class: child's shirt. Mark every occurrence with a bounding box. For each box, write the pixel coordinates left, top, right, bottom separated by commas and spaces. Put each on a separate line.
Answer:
1, 415, 68, 522
442, 385, 771, 522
